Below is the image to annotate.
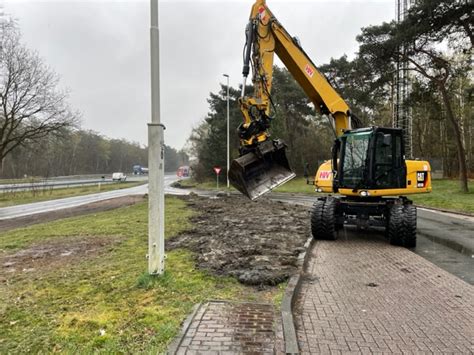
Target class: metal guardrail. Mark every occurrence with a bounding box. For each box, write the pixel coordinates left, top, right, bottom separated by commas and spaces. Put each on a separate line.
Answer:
0, 179, 117, 192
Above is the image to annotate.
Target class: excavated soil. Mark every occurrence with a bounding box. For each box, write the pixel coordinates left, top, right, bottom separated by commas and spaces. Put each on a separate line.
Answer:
168, 194, 310, 286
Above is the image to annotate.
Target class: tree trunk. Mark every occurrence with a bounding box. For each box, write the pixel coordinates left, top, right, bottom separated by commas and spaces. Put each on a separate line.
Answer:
439, 85, 469, 192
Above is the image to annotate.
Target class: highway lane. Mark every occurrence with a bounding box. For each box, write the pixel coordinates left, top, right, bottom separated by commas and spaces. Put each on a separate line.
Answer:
0, 174, 188, 220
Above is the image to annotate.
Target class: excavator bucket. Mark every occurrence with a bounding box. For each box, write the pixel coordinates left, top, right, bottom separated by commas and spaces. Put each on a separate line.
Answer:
229, 139, 296, 200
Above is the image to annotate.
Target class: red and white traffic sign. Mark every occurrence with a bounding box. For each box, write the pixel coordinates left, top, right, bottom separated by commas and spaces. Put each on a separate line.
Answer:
213, 166, 222, 175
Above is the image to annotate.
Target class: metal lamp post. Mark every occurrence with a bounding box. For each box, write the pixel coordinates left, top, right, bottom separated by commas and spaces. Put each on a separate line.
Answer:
223, 74, 230, 189
148, 0, 165, 275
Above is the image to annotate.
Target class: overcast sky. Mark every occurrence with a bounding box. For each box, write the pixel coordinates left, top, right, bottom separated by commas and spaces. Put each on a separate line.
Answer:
4, 0, 395, 151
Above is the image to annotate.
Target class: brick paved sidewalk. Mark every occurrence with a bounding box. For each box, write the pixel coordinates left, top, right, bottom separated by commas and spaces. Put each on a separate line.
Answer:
294, 233, 474, 354
170, 301, 284, 354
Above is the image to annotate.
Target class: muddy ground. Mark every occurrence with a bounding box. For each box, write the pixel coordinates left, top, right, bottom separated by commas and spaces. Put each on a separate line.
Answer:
1, 192, 310, 287
168, 194, 310, 286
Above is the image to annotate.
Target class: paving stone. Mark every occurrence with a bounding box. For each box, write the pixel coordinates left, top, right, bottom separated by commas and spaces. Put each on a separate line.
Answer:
171, 301, 279, 354
294, 236, 474, 354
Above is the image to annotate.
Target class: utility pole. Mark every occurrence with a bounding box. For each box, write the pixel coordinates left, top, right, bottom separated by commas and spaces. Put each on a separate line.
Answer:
148, 0, 165, 275
223, 74, 230, 189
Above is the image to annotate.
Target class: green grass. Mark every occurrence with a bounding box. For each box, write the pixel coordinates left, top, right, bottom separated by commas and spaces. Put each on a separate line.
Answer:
272, 177, 315, 194
177, 178, 231, 190
0, 181, 145, 208
0, 197, 284, 353
410, 179, 474, 214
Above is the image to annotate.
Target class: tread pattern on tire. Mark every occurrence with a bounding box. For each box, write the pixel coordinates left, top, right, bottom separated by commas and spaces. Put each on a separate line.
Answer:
388, 205, 404, 246
311, 198, 337, 240
402, 204, 417, 248
387, 204, 417, 248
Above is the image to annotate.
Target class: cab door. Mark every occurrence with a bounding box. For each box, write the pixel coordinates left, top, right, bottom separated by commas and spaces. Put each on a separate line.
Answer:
373, 130, 406, 189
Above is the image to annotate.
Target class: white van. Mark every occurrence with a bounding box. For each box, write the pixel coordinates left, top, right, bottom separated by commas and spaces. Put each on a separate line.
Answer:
112, 172, 127, 181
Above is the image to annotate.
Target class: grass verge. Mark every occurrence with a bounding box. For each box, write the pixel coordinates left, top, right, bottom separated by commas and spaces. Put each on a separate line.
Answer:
0, 181, 145, 208
0, 196, 284, 353
410, 179, 474, 214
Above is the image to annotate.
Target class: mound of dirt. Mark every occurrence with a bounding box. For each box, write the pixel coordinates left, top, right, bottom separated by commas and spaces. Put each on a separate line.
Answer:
167, 195, 310, 286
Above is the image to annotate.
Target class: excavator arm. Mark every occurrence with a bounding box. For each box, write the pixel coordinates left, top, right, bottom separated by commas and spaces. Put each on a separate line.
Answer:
240, 0, 354, 142
230, 0, 359, 199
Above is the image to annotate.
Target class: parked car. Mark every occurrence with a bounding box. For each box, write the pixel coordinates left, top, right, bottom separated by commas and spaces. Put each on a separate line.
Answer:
112, 172, 127, 181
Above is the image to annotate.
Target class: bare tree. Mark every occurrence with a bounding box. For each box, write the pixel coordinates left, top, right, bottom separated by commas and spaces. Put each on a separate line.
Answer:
0, 21, 78, 175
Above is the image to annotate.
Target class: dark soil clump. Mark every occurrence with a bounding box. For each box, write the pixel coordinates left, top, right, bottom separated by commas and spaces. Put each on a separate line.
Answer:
167, 194, 309, 286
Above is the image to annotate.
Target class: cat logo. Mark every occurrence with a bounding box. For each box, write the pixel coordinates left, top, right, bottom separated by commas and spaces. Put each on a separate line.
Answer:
417, 172, 426, 182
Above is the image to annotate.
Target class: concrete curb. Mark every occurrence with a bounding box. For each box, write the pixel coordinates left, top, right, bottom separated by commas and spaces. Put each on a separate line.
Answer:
167, 303, 202, 355
281, 236, 314, 355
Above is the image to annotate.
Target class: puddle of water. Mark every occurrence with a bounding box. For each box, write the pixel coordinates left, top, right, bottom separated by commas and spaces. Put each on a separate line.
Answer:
415, 234, 474, 285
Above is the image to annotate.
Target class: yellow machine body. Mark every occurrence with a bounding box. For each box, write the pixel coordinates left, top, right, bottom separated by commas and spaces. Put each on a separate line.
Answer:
315, 160, 432, 197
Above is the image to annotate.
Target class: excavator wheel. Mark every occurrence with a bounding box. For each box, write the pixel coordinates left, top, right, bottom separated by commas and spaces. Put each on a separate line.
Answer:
387, 204, 417, 248
387, 205, 403, 246
402, 204, 417, 248
311, 198, 337, 240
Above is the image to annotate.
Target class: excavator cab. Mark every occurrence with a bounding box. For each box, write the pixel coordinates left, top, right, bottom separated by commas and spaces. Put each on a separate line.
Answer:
334, 127, 407, 191
229, 139, 295, 200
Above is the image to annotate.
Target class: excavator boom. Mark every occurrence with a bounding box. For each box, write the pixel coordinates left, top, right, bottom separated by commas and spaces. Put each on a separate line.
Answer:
229, 0, 359, 199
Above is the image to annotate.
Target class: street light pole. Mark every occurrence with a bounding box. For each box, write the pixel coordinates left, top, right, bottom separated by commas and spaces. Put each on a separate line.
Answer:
223, 74, 230, 189
148, 0, 165, 275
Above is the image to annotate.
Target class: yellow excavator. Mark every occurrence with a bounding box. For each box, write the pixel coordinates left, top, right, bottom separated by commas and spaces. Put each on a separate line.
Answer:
228, 0, 432, 248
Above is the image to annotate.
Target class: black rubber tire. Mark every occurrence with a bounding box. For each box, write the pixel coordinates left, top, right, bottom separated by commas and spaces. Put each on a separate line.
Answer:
402, 204, 417, 248
311, 198, 337, 240
387, 205, 404, 246
310, 199, 324, 239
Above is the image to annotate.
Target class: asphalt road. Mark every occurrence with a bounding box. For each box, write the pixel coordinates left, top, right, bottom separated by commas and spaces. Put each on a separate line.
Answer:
0, 174, 196, 220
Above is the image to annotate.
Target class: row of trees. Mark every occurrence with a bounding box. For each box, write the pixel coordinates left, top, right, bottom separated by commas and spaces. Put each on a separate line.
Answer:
1, 128, 188, 178
0, 20, 188, 178
189, 0, 473, 192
